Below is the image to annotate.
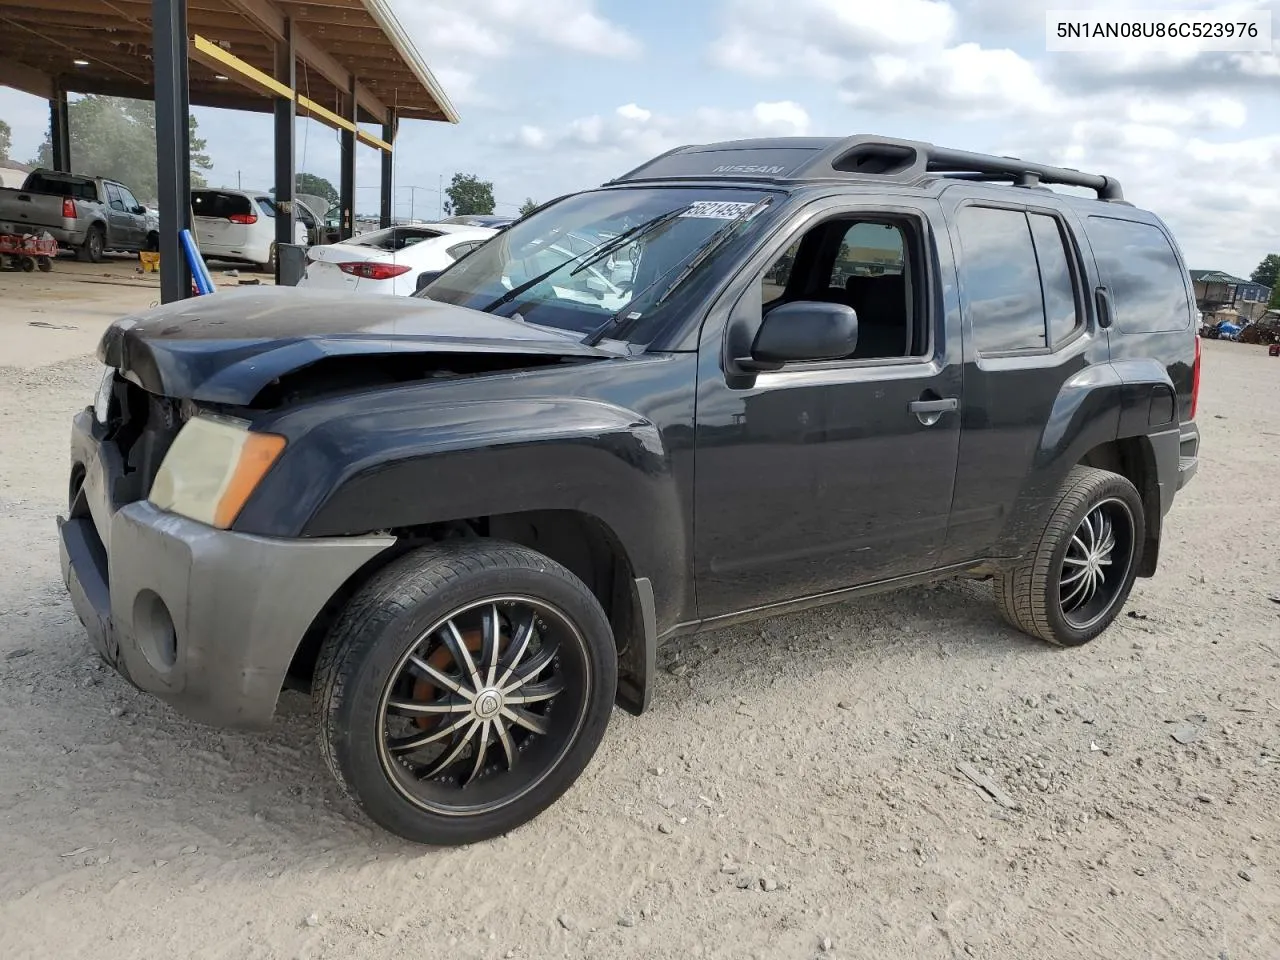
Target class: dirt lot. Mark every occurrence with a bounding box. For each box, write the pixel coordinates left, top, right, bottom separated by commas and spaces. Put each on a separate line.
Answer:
0, 279, 1277, 959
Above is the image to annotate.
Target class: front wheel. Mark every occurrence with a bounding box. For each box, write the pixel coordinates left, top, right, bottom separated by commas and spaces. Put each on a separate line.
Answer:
313, 540, 617, 845
994, 466, 1145, 646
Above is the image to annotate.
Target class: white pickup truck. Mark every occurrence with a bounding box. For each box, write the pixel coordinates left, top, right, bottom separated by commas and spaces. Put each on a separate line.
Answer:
0, 169, 158, 262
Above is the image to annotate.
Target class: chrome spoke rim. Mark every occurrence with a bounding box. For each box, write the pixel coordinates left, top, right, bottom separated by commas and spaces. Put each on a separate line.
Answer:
375, 595, 587, 815
1058, 498, 1135, 630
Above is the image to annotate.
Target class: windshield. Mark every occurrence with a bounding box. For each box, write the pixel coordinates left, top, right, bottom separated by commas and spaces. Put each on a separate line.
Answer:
416, 186, 777, 342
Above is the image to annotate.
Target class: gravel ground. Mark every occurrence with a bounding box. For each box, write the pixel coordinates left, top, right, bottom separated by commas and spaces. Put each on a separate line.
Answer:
0, 313, 1277, 960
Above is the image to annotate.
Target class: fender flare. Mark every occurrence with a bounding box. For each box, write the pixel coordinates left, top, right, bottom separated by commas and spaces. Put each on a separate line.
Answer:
995, 360, 1179, 557
239, 394, 692, 635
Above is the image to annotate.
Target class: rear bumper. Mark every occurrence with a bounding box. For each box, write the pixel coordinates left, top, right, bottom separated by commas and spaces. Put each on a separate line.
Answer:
1178, 422, 1199, 491
59, 409, 394, 728
0, 218, 81, 246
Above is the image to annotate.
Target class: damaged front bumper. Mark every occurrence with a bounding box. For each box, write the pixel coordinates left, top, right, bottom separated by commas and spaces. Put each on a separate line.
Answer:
58, 409, 394, 728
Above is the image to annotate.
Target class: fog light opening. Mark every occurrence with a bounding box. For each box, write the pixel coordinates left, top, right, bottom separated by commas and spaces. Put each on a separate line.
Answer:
134, 590, 178, 671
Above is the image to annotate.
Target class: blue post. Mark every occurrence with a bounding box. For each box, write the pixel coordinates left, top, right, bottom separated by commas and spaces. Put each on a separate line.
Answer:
180, 228, 216, 295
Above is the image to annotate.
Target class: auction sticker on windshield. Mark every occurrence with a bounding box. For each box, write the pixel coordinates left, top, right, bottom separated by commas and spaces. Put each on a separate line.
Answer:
680, 201, 767, 220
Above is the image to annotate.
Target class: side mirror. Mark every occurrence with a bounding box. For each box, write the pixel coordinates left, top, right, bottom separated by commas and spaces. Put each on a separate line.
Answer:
415, 270, 442, 293
132, 205, 146, 215
744, 301, 858, 370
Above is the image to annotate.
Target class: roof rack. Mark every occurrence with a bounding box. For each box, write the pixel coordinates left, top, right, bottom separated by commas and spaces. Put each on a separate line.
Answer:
608, 135, 1125, 202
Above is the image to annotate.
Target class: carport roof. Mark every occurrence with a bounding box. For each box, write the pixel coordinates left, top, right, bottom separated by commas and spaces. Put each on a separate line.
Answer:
0, 0, 457, 125
1189, 270, 1246, 285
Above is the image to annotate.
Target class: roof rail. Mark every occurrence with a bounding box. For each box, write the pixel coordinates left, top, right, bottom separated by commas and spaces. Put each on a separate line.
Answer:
607, 134, 1125, 202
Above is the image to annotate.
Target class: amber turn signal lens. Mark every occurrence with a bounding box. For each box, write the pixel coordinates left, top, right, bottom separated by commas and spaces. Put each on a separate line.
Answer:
213, 432, 286, 528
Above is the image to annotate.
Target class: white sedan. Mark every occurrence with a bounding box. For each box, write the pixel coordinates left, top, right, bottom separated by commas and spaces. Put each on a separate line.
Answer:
299, 223, 497, 296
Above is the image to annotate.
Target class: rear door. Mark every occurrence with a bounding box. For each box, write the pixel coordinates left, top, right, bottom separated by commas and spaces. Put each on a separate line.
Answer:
192, 190, 254, 254
938, 195, 1103, 563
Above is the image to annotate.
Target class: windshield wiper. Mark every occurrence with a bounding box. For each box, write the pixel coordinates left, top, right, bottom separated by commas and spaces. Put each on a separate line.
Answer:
477, 204, 692, 314
566, 204, 690, 277
581, 196, 773, 346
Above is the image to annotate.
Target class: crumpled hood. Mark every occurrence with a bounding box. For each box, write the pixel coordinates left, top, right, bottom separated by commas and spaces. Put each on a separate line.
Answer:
97, 286, 615, 405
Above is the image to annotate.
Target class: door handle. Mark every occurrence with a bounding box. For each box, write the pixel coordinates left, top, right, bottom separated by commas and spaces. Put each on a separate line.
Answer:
909, 397, 958, 426
909, 398, 958, 414
1095, 286, 1113, 329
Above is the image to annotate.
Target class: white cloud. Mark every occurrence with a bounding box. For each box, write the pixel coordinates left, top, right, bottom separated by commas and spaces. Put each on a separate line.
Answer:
705, 0, 1278, 272
847, 44, 1054, 118
494, 100, 814, 189
384, 0, 640, 113
751, 101, 810, 132
390, 0, 640, 62
617, 103, 652, 122
515, 125, 546, 148
712, 0, 956, 78
713, 0, 1279, 115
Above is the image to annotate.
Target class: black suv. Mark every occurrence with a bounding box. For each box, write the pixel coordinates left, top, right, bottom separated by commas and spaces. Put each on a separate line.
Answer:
59, 135, 1201, 845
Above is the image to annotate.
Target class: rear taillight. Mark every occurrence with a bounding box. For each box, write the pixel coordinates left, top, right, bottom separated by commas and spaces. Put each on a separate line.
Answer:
62, 197, 77, 219
337, 262, 412, 280
228, 212, 258, 224
1190, 333, 1202, 420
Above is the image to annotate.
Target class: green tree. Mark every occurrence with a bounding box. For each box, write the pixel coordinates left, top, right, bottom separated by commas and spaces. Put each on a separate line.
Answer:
31, 95, 212, 201
1251, 253, 1280, 290
0, 119, 11, 162
518, 197, 538, 216
295, 171, 338, 205
444, 172, 495, 216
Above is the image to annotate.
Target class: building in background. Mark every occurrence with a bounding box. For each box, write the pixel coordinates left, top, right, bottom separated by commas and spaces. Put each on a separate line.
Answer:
1190, 269, 1272, 325
0, 159, 33, 188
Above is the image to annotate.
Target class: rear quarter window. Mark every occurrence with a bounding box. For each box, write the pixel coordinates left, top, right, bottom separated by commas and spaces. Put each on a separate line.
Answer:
1087, 216, 1192, 334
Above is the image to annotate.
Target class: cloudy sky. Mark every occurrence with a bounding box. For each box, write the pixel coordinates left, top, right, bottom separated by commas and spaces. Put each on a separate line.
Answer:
1, 0, 1277, 276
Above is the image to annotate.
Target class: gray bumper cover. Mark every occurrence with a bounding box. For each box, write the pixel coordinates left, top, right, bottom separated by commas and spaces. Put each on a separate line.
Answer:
59, 411, 394, 728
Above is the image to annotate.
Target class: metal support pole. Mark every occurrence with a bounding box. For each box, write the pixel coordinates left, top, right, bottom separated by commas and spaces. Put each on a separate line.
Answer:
153, 0, 192, 303
273, 17, 296, 281
338, 78, 357, 240
379, 109, 396, 229
49, 89, 71, 173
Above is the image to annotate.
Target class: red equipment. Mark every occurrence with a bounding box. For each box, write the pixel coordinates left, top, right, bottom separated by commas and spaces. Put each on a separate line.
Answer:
0, 232, 57, 272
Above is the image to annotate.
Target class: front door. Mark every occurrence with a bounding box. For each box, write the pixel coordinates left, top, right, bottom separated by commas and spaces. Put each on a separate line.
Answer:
114, 185, 147, 248
693, 199, 963, 618
103, 183, 136, 248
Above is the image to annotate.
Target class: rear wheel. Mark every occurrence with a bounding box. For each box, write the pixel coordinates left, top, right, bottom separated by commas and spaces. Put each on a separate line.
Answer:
77, 225, 105, 263
313, 540, 617, 845
994, 466, 1145, 646
258, 243, 276, 274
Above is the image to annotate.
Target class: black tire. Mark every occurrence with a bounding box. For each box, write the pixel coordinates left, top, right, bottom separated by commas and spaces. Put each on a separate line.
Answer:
994, 466, 1145, 647
77, 225, 105, 263
313, 540, 617, 845
37, 256, 52, 272
258, 243, 276, 274
20, 256, 36, 272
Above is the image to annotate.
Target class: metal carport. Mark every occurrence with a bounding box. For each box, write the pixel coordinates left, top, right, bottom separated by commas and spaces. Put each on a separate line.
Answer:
0, 0, 458, 300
